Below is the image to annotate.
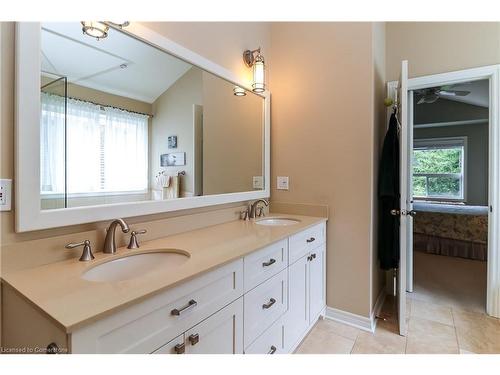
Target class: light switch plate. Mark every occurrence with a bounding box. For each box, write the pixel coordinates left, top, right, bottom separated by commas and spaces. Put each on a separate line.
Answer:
0, 179, 13, 211
277, 176, 289, 190
253, 176, 263, 189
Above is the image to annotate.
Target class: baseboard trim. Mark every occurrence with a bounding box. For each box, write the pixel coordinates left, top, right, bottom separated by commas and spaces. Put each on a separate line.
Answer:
325, 291, 387, 333
370, 289, 387, 331
324, 306, 374, 332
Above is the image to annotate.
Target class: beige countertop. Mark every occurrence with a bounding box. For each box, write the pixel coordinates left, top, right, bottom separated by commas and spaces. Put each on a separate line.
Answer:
2, 214, 326, 333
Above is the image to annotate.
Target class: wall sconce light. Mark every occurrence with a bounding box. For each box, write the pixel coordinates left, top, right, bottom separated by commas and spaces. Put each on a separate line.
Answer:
243, 47, 266, 93
81, 21, 130, 40
81, 21, 109, 40
233, 86, 247, 96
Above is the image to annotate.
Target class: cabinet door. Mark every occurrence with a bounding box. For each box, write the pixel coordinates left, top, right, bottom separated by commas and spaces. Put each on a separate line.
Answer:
283, 254, 309, 351
152, 334, 185, 354
309, 244, 326, 323
185, 298, 243, 354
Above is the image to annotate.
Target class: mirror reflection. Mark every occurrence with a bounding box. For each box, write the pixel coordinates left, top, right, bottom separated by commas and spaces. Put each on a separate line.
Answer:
40, 22, 264, 210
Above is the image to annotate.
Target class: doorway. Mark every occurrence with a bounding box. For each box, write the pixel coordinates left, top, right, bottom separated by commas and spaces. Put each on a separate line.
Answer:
388, 64, 500, 336
410, 79, 489, 313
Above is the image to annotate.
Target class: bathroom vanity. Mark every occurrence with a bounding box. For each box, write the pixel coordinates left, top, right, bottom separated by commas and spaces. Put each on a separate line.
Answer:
2, 216, 326, 354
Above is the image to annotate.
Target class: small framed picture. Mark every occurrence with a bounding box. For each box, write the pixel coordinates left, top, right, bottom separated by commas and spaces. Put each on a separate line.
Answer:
168, 135, 177, 149
160, 152, 186, 167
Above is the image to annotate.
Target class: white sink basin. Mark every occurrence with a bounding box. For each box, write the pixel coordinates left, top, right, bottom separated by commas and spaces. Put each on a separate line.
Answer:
82, 250, 190, 282
255, 217, 300, 226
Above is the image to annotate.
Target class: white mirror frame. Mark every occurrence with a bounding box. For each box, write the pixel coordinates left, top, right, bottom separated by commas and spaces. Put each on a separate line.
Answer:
15, 22, 270, 232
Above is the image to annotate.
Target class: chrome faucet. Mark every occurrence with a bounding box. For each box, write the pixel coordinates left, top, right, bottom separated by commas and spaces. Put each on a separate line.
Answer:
103, 218, 130, 254
248, 199, 269, 219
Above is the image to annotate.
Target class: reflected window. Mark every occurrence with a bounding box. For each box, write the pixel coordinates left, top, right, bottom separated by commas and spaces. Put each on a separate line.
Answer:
41, 92, 148, 197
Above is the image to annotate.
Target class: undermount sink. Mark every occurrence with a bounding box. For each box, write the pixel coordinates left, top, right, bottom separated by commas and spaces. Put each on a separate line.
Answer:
255, 217, 300, 226
82, 250, 190, 282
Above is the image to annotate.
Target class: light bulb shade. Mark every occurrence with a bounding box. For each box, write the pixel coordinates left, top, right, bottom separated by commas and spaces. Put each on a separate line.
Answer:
233, 86, 247, 96
81, 21, 109, 40
252, 54, 265, 93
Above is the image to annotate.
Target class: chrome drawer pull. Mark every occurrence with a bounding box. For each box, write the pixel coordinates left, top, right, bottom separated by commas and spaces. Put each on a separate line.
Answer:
171, 299, 197, 316
174, 343, 185, 354
189, 333, 200, 346
262, 298, 276, 309
268, 345, 277, 354
262, 258, 276, 267
306, 237, 316, 243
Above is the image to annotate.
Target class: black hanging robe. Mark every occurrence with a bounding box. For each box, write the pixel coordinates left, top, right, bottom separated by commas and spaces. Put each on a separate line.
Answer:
378, 113, 400, 270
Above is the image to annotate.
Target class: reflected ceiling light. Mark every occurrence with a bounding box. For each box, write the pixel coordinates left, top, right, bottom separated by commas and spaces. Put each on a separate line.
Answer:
233, 86, 246, 96
81, 21, 109, 40
243, 47, 266, 93
108, 21, 130, 28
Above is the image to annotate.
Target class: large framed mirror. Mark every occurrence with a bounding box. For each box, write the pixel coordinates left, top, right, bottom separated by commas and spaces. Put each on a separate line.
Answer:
15, 22, 270, 232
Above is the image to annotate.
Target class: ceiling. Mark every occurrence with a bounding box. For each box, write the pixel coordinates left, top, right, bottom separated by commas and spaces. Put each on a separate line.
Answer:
430, 79, 489, 108
41, 22, 192, 103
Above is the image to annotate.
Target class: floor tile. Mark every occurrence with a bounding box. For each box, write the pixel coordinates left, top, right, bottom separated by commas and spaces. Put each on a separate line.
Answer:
453, 309, 500, 354
295, 322, 355, 354
410, 299, 454, 326
320, 318, 362, 340
406, 317, 459, 354
351, 322, 407, 354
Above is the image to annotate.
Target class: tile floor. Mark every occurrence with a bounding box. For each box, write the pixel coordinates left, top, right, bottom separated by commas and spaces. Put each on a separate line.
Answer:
296, 296, 500, 354
296, 252, 499, 354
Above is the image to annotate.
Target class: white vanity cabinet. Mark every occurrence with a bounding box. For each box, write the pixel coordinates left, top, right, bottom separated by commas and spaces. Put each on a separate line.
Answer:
283, 223, 327, 352
3, 221, 327, 354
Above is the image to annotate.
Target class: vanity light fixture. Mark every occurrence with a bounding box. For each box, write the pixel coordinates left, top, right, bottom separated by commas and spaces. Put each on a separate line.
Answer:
243, 47, 266, 93
233, 86, 246, 96
81, 21, 109, 40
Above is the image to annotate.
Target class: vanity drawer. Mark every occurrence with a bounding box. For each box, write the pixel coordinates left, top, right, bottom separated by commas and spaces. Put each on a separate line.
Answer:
244, 268, 287, 348
244, 239, 288, 292
244, 317, 285, 354
71, 259, 243, 353
289, 222, 326, 264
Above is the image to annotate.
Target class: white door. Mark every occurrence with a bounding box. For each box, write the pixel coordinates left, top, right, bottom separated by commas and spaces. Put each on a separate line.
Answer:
185, 298, 243, 354
284, 254, 309, 351
406, 91, 415, 293
398, 60, 410, 336
309, 244, 326, 323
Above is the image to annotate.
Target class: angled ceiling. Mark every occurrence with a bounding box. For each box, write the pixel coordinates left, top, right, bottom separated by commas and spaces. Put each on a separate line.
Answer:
41, 22, 192, 103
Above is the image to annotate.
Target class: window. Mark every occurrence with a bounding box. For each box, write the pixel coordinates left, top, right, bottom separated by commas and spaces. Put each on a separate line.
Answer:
412, 137, 467, 202
41, 92, 149, 196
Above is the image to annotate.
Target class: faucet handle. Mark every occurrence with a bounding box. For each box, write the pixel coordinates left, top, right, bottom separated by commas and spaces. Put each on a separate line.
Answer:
66, 240, 95, 262
127, 229, 147, 249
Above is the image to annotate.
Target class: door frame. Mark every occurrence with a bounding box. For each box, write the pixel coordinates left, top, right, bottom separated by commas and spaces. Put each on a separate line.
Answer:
387, 64, 500, 318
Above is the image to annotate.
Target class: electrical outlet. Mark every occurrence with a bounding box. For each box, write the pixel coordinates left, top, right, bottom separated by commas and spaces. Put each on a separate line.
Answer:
277, 176, 289, 190
0, 179, 12, 211
253, 176, 263, 189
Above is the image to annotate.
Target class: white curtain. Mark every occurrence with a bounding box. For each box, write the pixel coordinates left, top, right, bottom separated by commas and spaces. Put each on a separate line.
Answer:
40, 92, 66, 193
41, 92, 149, 196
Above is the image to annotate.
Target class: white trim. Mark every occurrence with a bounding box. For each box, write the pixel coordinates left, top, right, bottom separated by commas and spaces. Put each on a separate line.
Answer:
390, 64, 500, 318
15, 22, 271, 232
370, 289, 387, 331
324, 306, 374, 333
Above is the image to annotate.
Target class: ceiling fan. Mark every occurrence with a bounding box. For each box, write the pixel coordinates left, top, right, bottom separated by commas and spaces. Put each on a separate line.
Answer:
415, 85, 471, 104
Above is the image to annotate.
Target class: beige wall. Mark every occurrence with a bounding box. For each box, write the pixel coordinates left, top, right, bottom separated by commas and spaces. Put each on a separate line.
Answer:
202, 72, 264, 195
151, 67, 203, 196
270, 22, 380, 317
386, 22, 500, 81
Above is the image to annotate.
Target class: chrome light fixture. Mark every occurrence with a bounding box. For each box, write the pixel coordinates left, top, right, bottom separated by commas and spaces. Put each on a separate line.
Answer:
81, 21, 109, 40
108, 21, 130, 28
243, 47, 266, 93
233, 86, 247, 96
